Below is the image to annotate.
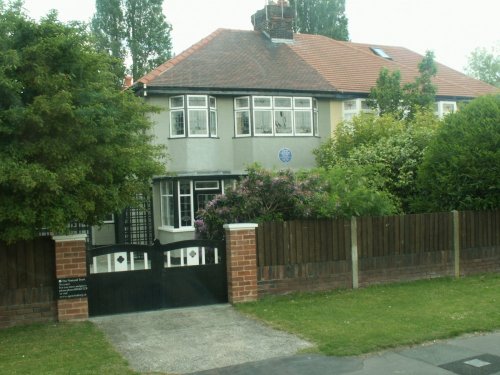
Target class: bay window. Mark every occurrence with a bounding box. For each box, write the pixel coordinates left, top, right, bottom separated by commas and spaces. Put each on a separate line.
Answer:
169, 95, 217, 138
235, 95, 317, 137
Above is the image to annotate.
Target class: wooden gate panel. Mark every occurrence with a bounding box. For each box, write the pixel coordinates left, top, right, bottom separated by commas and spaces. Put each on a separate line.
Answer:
87, 240, 226, 316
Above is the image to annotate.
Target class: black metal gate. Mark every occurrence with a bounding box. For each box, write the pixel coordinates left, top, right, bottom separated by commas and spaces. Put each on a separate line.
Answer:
86, 240, 227, 316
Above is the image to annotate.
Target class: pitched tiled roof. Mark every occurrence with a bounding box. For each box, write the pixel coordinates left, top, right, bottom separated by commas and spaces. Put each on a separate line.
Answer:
138, 29, 498, 98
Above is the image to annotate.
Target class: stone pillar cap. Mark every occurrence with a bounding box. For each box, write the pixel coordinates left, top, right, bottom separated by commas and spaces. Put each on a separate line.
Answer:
223, 223, 258, 230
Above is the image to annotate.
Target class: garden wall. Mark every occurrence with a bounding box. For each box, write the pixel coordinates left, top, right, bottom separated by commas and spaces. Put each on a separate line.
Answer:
256, 210, 500, 296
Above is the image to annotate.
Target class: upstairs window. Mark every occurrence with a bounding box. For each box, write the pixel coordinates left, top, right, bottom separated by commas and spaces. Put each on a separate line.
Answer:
235, 96, 316, 137
169, 95, 217, 138
435, 101, 457, 118
342, 99, 374, 121
235, 97, 251, 136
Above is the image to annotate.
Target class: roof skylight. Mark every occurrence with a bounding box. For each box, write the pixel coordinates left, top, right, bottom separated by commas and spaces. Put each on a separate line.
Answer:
370, 47, 392, 60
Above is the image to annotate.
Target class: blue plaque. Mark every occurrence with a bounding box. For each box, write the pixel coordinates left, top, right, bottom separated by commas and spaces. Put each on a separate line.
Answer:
278, 147, 292, 163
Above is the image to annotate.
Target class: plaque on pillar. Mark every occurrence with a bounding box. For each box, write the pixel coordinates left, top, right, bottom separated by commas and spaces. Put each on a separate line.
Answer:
57, 277, 88, 299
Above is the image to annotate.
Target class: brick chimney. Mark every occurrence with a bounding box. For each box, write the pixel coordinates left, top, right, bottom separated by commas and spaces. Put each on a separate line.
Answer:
122, 75, 133, 89
251, 0, 294, 43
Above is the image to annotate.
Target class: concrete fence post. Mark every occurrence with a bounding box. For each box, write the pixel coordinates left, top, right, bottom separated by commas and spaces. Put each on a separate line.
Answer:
223, 223, 259, 303
351, 217, 359, 289
53, 234, 89, 321
452, 210, 460, 278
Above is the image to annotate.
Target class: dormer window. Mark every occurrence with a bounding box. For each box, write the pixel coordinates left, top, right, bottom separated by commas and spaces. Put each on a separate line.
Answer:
370, 47, 392, 60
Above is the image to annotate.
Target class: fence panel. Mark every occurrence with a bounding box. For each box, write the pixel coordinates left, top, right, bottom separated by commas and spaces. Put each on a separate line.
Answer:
256, 219, 350, 266
461, 210, 500, 250
0, 237, 56, 328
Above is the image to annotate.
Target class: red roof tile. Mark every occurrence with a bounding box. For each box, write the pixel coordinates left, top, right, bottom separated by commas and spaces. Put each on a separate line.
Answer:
138, 29, 498, 98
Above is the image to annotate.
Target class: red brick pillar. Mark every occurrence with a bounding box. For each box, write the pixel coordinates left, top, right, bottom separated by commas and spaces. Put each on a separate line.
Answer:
53, 235, 88, 321
224, 223, 258, 303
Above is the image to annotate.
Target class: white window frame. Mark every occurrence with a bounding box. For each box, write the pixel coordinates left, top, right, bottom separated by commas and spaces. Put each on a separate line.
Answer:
274, 96, 294, 136
253, 96, 273, 136
178, 180, 194, 229
169, 96, 185, 138
160, 180, 175, 228
194, 181, 220, 190
234, 96, 251, 137
435, 101, 457, 118
169, 95, 217, 138
235, 96, 316, 137
103, 214, 115, 224
342, 98, 373, 121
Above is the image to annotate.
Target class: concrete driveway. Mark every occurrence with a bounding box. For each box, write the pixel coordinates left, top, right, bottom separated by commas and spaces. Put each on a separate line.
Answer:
92, 305, 500, 375
90, 304, 313, 374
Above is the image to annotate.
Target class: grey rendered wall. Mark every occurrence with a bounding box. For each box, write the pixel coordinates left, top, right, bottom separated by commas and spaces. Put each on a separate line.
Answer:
147, 96, 332, 174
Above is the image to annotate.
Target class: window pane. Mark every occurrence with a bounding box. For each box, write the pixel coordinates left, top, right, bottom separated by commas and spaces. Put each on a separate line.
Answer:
188, 95, 207, 107
274, 97, 292, 108
210, 110, 217, 137
313, 110, 318, 136
294, 97, 312, 108
170, 110, 185, 136
361, 100, 371, 111
295, 111, 312, 134
343, 100, 357, 111
179, 180, 192, 227
179, 196, 192, 226
197, 193, 217, 212
235, 97, 249, 109
195, 181, 219, 190
170, 96, 184, 108
235, 111, 250, 135
209, 96, 216, 109
274, 110, 293, 134
254, 96, 272, 108
442, 103, 456, 114
254, 110, 273, 135
161, 195, 174, 226
161, 181, 174, 227
188, 110, 208, 135
179, 180, 191, 195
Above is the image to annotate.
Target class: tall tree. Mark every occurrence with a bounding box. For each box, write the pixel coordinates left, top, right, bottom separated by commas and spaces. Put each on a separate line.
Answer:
125, 0, 172, 80
415, 95, 500, 212
403, 51, 437, 117
366, 68, 403, 117
91, 0, 172, 80
368, 51, 437, 120
289, 0, 349, 41
465, 46, 500, 88
0, 3, 166, 242
314, 111, 440, 212
91, 0, 125, 60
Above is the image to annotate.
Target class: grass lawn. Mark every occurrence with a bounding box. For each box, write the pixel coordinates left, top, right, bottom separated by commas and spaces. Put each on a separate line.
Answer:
236, 273, 500, 356
0, 321, 136, 375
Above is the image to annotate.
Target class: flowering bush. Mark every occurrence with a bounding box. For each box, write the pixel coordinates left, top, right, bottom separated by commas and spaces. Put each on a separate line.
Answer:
195, 164, 396, 240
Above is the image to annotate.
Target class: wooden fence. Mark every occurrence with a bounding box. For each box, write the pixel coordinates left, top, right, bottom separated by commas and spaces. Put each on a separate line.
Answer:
0, 237, 57, 328
256, 210, 500, 295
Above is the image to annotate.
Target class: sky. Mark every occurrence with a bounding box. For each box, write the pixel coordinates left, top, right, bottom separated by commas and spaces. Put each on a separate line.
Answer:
20, 0, 500, 74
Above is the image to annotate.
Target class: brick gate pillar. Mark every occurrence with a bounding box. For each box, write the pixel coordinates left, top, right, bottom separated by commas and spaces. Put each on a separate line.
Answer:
53, 235, 89, 321
224, 223, 259, 304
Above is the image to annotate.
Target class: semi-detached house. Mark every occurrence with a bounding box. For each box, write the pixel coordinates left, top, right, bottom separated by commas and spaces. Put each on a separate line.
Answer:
96, 2, 498, 245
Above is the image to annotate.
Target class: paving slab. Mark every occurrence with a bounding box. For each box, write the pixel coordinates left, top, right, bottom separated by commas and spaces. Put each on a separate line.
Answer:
90, 304, 312, 374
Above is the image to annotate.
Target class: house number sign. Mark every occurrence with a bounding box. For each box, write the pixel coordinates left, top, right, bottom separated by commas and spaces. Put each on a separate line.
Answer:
57, 277, 88, 300
278, 147, 292, 163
